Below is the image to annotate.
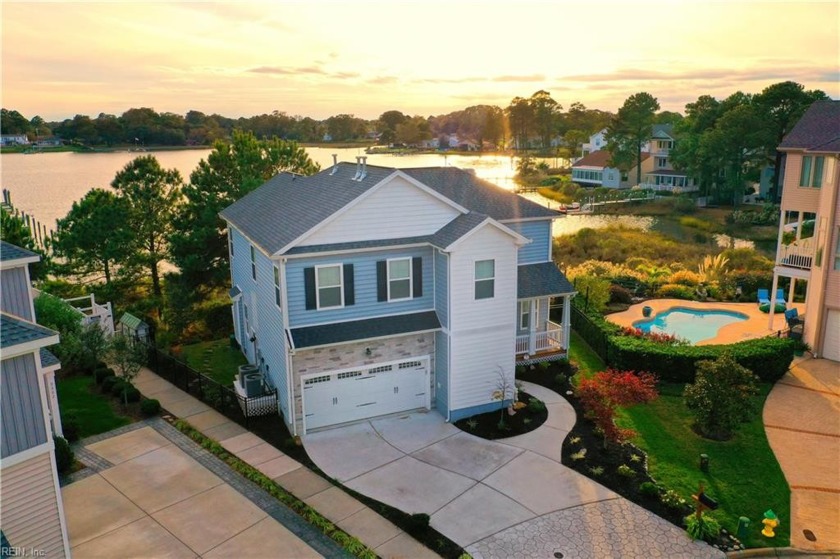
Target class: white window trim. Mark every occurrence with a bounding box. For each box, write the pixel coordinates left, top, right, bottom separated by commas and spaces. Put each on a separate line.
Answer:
519, 300, 531, 330
474, 259, 495, 300
228, 229, 234, 257
273, 265, 282, 309
315, 263, 344, 310
799, 155, 824, 188
387, 257, 413, 302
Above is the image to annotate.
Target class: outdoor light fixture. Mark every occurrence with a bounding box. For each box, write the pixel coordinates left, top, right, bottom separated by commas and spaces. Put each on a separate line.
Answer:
365, 347, 372, 356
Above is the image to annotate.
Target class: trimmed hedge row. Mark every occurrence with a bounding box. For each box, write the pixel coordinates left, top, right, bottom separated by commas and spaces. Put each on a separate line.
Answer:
571, 303, 795, 383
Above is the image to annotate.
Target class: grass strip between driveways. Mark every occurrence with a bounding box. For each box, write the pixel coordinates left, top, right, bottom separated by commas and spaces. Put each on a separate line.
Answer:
172, 419, 377, 559
57, 375, 132, 437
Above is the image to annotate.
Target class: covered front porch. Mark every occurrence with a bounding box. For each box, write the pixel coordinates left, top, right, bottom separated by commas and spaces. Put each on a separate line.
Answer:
515, 262, 575, 365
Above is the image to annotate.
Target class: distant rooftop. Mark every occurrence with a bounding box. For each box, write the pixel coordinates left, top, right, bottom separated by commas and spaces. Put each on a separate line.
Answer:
0, 241, 39, 264
1, 313, 58, 350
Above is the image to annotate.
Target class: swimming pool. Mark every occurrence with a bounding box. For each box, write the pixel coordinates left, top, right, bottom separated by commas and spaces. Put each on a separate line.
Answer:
633, 307, 749, 344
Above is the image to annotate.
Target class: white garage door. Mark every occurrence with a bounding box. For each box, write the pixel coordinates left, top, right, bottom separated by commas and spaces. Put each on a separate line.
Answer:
302, 357, 430, 431
823, 310, 840, 362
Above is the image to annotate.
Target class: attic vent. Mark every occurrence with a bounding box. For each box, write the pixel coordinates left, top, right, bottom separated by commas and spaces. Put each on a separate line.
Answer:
330, 153, 338, 175
359, 156, 367, 180
352, 156, 362, 180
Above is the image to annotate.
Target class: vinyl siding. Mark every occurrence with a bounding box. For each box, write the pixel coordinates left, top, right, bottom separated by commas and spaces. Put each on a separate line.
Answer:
434, 330, 449, 417
448, 225, 518, 412
505, 220, 552, 264
299, 175, 460, 246
434, 250, 449, 328
780, 153, 823, 213
1, 266, 33, 320
1, 354, 48, 458
287, 247, 434, 328
0, 452, 67, 558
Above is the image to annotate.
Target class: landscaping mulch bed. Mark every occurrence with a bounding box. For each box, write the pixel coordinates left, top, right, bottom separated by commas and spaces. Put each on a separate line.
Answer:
517, 360, 744, 553
454, 391, 547, 439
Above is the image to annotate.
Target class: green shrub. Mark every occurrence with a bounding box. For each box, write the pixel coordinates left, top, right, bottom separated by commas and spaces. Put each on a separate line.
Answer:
408, 513, 430, 530
527, 397, 546, 413
101, 375, 120, 393
617, 464, 635, 477
684, 512, 721, 542
123, 385, 141, 403
661, 490, 687, 511
656, 283, 695, 299
639, 481, 660, 497
61, 411, 81, 442
140, 398, 162, 417
609, 284, 633, 304
94, 367, 116, 385
554, 373, 567, 387
53, 436, 74, 475
110, 378, 128, 397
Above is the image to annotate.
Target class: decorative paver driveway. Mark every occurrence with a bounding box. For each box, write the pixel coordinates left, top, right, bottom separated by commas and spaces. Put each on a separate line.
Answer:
63, 420, 346, 559
305, 382, 724, 558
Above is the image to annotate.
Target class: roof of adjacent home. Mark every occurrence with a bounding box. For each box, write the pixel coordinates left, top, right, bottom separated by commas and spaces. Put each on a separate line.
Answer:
1, 313, 58, 350
573, 151, 650, 169
0, 241, 39, 264
778, 100, 840, 152
651, 124, 675, 139
517, 262, 576, 299
290, 310, 441, 349
39, 348, 60, 369
220, 163, 560, 256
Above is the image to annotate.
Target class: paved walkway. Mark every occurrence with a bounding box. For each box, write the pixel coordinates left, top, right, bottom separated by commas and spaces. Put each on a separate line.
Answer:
607, 299, 804, 345
304, 382, 724, 558
764, 357, 840, 552
63, 420, 338, 558
131, 367, 438, 559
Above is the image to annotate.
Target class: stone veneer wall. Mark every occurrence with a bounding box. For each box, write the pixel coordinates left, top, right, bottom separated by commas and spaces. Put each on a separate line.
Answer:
292, 332, 435, 434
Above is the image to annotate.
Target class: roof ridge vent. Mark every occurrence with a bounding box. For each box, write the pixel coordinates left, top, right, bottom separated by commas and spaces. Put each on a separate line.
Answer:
329, 153, 338, 175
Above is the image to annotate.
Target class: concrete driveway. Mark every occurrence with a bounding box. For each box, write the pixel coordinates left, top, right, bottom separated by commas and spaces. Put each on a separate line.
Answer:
63, 423, 342, 559
764, 357, 840, 552
305, 382, 723, 558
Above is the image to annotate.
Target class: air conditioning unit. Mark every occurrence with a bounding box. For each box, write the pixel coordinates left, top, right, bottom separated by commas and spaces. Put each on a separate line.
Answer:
238, 364, 258, 388
244, 372, 264, 397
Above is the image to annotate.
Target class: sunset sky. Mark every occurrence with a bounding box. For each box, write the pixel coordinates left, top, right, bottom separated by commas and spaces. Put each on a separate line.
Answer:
2, 1, 838, 121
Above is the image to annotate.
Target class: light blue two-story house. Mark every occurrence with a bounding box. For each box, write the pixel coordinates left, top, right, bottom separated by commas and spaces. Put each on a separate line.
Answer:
220, 159, 575, 436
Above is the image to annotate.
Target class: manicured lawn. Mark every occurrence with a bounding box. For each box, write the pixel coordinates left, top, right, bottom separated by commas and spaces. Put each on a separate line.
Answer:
57, 376, 131, 438
617, 383, 790, 548
179, 338, 247, 385
568, 331, 603, 378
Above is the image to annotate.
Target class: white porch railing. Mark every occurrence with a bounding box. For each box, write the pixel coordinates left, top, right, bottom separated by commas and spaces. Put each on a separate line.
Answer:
63, 294, 115, 336
637, 182, 700, 193
516, 320, 565, 355
777, 238, 814, 270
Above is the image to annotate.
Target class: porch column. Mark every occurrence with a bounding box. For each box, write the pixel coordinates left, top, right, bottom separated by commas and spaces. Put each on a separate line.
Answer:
562, 295, 572, 350
46, 371, 63, 437
768, 273, 780, 331
788, 277, 796, 305
528, 299, 537, 354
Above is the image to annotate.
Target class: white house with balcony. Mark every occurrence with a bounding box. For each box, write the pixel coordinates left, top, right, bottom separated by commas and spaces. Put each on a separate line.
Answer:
769, 100, 840, 362
638, 124, 697, 193
220, 159, 575, 436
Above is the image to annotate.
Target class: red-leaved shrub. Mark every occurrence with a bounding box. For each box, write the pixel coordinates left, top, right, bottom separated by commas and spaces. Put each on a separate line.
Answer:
578, 369, 658, 446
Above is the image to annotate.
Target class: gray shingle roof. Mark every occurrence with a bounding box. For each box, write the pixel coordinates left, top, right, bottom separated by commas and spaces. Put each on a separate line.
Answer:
651, 124, 674, 139
39, 348, 60, 368
517, 262, 575, 299
778, 100, 840, 152
0, 241, 39, 263
119, 312, 146, 330
428, 213, 489, 249
220, 164, 559, 255
1, 313, 58, 349
290, 310, 440, 349
229, 286, 242, 299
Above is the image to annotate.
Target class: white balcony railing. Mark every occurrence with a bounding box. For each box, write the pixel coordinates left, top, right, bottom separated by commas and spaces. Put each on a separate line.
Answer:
64, 294, 115, 335
516, 321, 565, 355
637, 182, 700, 193
778, 238, 815, 270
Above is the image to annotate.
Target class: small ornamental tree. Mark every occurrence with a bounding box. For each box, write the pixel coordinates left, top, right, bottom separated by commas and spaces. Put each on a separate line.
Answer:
578, 369, 658, 447
109, 334, 147, 406
684, 352, 759, 440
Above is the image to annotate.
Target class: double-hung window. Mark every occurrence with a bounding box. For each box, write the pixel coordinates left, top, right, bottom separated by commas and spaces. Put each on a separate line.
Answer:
387, 258, 412, 301
273, 265, 281, 308
250, 245, 257, 280
316, 264, 343, 309
799, 155, 824, 188
519, 301, 531, 330
474, 259, 495, 299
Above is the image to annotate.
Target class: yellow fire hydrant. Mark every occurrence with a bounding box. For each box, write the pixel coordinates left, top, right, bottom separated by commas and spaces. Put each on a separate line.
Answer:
762, 509, 779, 538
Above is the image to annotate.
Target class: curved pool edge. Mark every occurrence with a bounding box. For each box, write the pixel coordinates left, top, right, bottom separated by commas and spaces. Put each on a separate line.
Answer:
606, 299, 803, 346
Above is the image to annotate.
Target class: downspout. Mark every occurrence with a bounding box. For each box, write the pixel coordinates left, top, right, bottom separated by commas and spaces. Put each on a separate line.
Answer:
810, 156, 840, 357
279, 257, 296, 436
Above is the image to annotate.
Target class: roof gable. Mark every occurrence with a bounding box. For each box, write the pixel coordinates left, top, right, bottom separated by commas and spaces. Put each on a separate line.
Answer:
0, 242, 39, 269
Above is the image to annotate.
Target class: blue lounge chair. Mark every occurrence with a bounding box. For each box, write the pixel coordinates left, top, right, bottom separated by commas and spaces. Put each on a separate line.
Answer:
775, 289, 787, 307
785, 308, 803, 328
757, 289, 771, 307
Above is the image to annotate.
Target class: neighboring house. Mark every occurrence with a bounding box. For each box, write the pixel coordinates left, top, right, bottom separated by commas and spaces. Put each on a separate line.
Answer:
638, 124, 697, 192
0, 241, 71, 557
0, 134, 29, 146
220, 159, 576, 436
769, 100, 840, 362
33, 137, 62, 147
571, 150, 652, 189
580, 128, 608, 157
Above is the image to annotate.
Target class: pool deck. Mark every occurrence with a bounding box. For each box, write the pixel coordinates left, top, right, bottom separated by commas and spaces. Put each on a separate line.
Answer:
606, 299, 805, 345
